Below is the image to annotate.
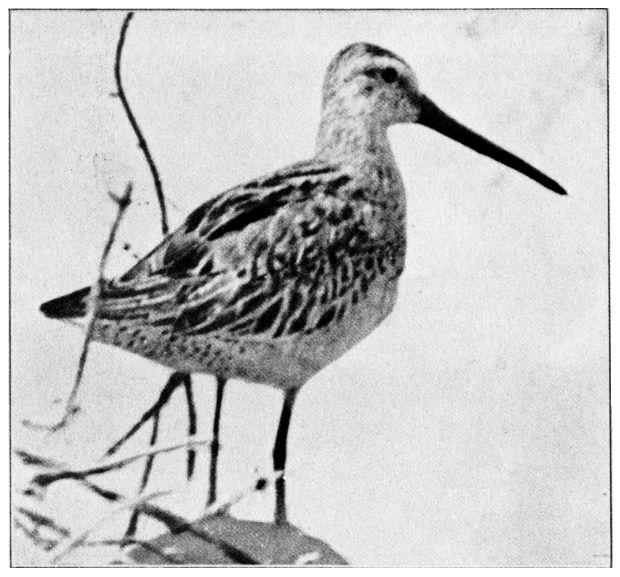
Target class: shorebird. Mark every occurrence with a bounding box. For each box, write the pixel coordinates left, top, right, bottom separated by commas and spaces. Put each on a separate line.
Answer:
40, 43, 565, 525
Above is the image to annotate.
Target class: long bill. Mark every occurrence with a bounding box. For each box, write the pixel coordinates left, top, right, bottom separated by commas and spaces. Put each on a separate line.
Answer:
416, 94, 566, 195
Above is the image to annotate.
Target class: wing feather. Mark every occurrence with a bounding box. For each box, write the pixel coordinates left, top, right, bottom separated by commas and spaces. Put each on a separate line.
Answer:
96, 159, 393, 338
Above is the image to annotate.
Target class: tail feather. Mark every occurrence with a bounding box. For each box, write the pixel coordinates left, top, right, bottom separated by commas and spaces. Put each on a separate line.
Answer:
40, 286, 90, 319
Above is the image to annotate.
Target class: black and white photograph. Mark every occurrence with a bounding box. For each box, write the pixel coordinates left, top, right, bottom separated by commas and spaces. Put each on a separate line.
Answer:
9, 8, 610, 567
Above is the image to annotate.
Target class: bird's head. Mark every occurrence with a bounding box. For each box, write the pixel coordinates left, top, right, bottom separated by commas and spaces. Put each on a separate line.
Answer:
321, 43, 566, 195
321, 43, 422, 125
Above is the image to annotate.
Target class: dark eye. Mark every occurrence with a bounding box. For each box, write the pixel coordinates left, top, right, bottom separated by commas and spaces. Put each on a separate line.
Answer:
381, 67, 398, 83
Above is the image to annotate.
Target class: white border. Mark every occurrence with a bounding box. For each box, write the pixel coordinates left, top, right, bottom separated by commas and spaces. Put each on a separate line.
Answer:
3, 2, 613, 572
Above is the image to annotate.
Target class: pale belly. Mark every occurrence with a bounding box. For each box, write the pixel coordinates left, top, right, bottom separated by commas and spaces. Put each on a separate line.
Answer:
93, 276, 401, 390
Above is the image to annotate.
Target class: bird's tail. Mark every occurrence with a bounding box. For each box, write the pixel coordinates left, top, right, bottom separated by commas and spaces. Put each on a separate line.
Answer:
40, 286, 90, 319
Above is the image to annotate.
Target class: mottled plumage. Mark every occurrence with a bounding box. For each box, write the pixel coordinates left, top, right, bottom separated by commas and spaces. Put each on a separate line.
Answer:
42, 42, 564, 387
43, 155, 405, 387
41, 42, 564, 524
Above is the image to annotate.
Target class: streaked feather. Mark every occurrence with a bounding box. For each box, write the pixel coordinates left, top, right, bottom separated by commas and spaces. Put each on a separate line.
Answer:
80, 159, 399, 341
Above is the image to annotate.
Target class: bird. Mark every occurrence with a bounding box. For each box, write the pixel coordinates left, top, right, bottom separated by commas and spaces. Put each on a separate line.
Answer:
40, 42, 566, 526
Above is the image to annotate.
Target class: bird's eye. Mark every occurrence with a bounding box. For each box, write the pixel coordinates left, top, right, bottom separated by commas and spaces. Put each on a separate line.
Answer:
381, 67, 398, 83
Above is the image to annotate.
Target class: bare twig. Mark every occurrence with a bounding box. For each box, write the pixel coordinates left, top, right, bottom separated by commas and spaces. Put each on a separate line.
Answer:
132, 501, 258, 564
104, 371, 187, 457
16, 507, 71, 538
14, 519, 58, 553
113, 11, 211, 525
102, 372, 198, 539
21, 442, 273, 564
51, 490, 170, 563
17, 437, 266, 564
114, 11, 168, 236
22, 436, 213, 490
23, 183, 133, 432
49, 475, 260, 564
123, 400, 162, 540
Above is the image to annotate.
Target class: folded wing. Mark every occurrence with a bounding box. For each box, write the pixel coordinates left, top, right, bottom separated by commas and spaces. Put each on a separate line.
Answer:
43, 160, 396, 340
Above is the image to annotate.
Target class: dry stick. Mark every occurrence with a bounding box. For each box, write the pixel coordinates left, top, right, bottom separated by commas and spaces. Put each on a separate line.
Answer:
52, 490, 170, 563
14, 519, 58, 553
121, 374, 196, 538
101, 372, 192, 539
39, 459, 274, 564
113, 13, 204, 537
114, 11, 168, 236
23, 184, 133, 433
104, 372, 184, 456
132, 502, 258, 564
123, 409, 160, 540
19, 437, 217, 561
88, 479, 265, 564
52, 474, 259, 564
16, 507, 71, 538
22, 444, 275, 525
23, 437, 213, 490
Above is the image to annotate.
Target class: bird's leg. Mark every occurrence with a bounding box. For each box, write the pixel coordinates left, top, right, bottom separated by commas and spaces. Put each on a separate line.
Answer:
207, 376, 226, 508
272, 387, 299, 525
182, 374, 197, 479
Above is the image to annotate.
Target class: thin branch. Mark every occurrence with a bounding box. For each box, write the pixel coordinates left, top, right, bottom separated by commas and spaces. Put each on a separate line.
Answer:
16, 507, 71, 538
22, 449, 272, 564
124, 413, 160, 539
132, 502, 258, 564
23, 183, 133, 432
41, 467, 278, 564
22, 436, 212, 489
54, 477, 259, 565
114, 12, 208, 526
104, 371, 186, 456
121, 373, 198, 538
22, 444, 275, 524
123, 409, 160, 540
14, 519, 58, 553
103, 372, 199, 540
51, 490, 170, 563
102, 372, 191, 539
114, 11, 168, 235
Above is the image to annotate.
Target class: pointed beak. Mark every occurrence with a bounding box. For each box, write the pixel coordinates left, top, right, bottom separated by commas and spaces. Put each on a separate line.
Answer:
416, 94, 566, 195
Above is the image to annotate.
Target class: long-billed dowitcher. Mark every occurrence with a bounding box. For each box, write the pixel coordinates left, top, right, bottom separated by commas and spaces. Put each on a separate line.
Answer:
41, 43, 565, 525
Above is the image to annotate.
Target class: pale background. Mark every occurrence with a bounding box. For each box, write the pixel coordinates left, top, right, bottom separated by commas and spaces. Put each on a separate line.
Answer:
10, 9, 609, 566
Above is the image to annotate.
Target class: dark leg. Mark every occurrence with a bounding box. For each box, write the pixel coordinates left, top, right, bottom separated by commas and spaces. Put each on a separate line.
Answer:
182, 375, 197, 479
207, 376, 226, 508
273, 387, 299, 525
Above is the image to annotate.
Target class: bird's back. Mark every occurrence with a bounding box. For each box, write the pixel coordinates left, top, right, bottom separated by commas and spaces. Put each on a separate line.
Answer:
41, 156, 407, 387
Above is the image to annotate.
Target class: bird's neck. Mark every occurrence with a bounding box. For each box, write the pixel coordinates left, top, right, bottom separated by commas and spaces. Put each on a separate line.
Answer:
315, 108, 407, 250
315, 109, 393, 164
